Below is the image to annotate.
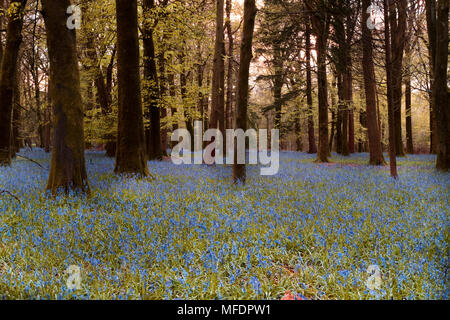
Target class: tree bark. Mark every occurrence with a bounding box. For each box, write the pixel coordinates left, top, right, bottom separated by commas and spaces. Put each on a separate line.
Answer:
41, 0, 89, 193
384, 0, 398, 178
210, 0, 225, 135
0, 0, 27, 165
143, 0, 162, 160
308, 3, 330, 162
114, 0, 148, 176
225, 0, 234, 132
305, 20, 317, 154
159, 44, 168, 156
405, 61, 413, 154
425, 0, 438, 154
434, 0, 449, 170
389, 0, 407, 156
362, 0, 385, 165
232, 0, 256, 183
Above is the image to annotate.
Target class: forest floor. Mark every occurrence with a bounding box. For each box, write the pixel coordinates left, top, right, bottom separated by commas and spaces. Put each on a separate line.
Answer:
0, 149, 448, 299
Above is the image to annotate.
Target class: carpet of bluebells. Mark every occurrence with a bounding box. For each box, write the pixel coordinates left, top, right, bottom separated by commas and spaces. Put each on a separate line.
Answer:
0, 148, 448, 300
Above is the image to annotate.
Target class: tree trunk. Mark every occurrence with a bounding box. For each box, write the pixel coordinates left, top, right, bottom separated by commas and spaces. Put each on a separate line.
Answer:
0, 0, 4, 63
425, 0, 438, 154
232, 0, 256, 183
210, 0, 225, 136
179, 51, 194, 151
143, 0, 162, 160
0, 0, 27, 165
305, 20, 317, 154
389, 0, 407, 157
159, 45, 168, 156
225, 0, 234, 132
434, 0, 449, 170
168, 68, 178, 148
384, 0, 398, 178
43, 91, 51, 153
42, 0, 89, 193
405, 62, 413, 154
309, 6, 330, 162
114, 0, 148, 176
336, 73, 343, 154
273, 44, 283, 131
362, 0, 385, 165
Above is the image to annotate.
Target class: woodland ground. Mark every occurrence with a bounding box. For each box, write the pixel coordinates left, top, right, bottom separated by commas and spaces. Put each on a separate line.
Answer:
0, 149, 448, 299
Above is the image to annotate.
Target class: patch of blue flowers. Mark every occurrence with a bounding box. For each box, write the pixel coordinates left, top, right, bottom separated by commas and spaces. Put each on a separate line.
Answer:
0, 149, 448, 299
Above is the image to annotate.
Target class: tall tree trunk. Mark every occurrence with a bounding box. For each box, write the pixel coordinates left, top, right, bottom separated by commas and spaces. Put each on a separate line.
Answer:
336, 73, 343, 154
425, 0, 438, 154
168, 68, 178, 148
232, 0, 256, 183
404, 57, 413, 154
389, 0, 407, 156
362, 0, 385, 165
143, 0, 162, 160
105, 47, 116, 157
0, 0, 4, 63
210, 0, 225, 136
0, 0, 27, 165
42, 0, 89, 193
159, 45, 168, 156
114, 0, 148, 176
434, 0, 449, 170
273, 44, 283, 131
179, 51, 194, 150
309, 5, 330, 163
305, 20, 317, 154
384, 0, 398, 178
225, 0, 234, 132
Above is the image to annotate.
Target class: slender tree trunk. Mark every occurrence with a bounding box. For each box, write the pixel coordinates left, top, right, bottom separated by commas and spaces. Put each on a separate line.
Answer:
336, 73, 343, 154
296, 113, 302, 151
0, 0, 4, 63
273, 44, 283, 131
225, 0, 234, 132
384, 0, 398, 178
434, 0, 449, 170
362, 0, 385, 165
389, 0, 407, 156
309, 7, 330, 163
42, 0, 89, 193
168, 68, 178, 148
405, 63, 413, 154
143, 0, 162, 160
425, 0, 438, 154
179, 51, 194, 150
105, 47, 117, 157
232, 0, 256, 183
210, 0, 225, 135
305, 21, 317, 154
0, 0, 27, 165
114, 0, 148, 176
159, 46, 168, 156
